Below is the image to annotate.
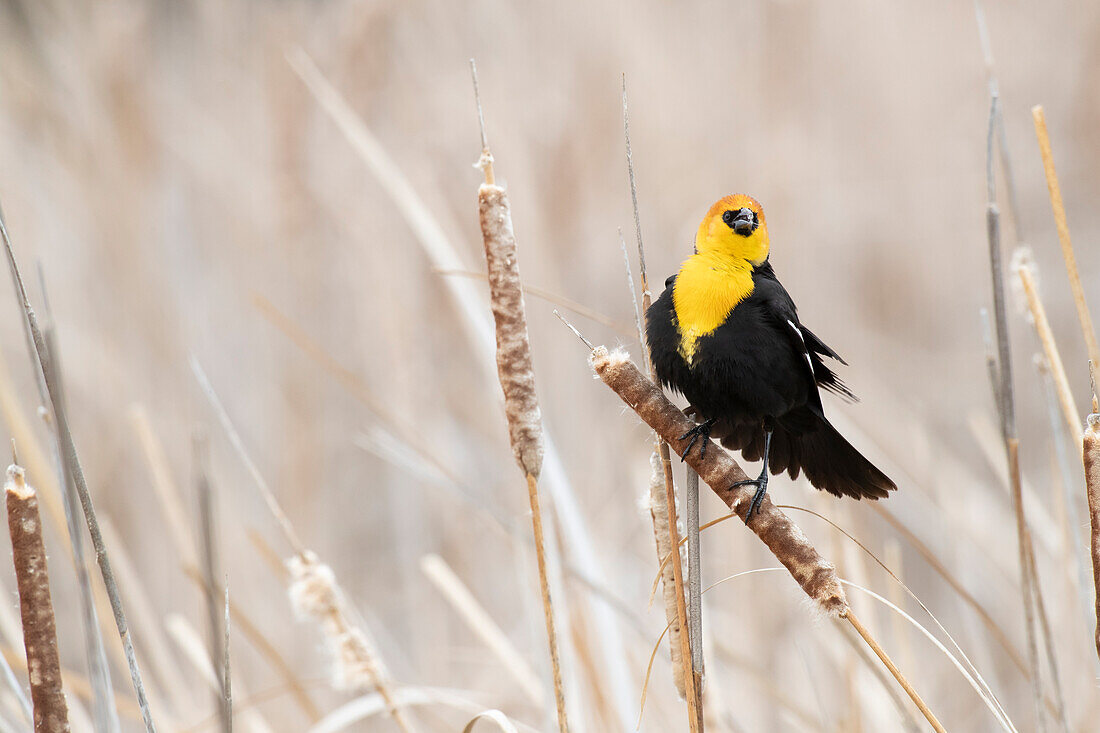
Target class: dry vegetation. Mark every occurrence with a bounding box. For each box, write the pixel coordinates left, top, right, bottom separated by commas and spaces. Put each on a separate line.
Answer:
0, 1, 1099, 731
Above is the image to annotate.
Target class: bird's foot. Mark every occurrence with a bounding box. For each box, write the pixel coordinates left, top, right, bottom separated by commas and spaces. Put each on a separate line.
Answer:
678, 418, 717, 461
733, 469, 769, 521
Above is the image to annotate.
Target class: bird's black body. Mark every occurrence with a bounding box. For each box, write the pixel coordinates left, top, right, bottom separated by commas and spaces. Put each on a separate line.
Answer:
646, 260, 894, 500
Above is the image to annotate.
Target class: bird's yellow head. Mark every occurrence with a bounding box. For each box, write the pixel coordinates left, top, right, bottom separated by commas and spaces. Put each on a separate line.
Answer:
694, 194, 769, 265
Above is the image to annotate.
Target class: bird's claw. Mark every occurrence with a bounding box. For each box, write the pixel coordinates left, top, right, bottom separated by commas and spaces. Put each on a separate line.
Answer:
733, 472, 769, 521
678, 418, 716, 461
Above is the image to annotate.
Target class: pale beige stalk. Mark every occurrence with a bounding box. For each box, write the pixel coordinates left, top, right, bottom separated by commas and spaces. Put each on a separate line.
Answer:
1017, 260, 1080, 441
192, 361, 413, 732
419, 554, 545, 708
645, 450, 686, 697
1, 211, 157, 733
1032, 105, 1100, 373
985, 96, 1047, 731
622, 75, 697, 720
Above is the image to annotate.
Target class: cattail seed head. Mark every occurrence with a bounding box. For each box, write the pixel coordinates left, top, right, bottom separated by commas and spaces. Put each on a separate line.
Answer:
646, 449, 687, 698
478, 183, 544, 478
287, 552, 388, 692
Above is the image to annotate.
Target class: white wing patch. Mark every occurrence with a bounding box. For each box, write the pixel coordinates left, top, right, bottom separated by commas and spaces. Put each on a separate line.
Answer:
786, 319, 816, 378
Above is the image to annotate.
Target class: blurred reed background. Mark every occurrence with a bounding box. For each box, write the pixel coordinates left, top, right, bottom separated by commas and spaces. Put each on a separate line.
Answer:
0, 0, 1098, 731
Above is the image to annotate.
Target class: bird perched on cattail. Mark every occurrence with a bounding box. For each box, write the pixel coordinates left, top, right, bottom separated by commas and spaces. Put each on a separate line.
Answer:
646, 194, 896, 519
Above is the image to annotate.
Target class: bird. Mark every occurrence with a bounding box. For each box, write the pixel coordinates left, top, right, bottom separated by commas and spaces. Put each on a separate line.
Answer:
645, 194, 895, 519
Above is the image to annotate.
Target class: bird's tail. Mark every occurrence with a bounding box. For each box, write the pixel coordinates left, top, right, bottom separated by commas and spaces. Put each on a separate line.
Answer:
714, 415, 895, 500
792, 419, 894, 500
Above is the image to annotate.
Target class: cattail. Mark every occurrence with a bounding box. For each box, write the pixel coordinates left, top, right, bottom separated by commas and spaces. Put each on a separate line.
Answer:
1017, 255, 1079, 441
644, 450, 686, 697
586, 345, 945, 732
287, 552, 388, 694
473, 59, 566, 733
5, 463, 70, 733
478, 182, 545, 478
1082, 415, 1100, 662
621, 75, 698, 725
1032, 105, 1100, 373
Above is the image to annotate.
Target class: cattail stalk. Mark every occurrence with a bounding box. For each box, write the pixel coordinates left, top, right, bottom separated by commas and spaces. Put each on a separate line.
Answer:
1, 209, 157, 733
5, 462, 70, 732
195, 433, 231, 733
1018, 262, 1080, 442
623, 75, 698, 720
221, 585, 232, 733
645, 451, 687, 696
585, 345, 944, 732
984, 95, 1047, 732
1032, 106, 1100, 376
130, 413, 318, 723
472, 60, 567, 731
1082, 416, 1100, 662
38, 322, 120, 733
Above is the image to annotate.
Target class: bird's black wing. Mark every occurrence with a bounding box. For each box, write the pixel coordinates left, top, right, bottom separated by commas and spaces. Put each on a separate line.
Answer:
721, 265, 894, 499
800, 326, 856, 402
752, 264, 856, 403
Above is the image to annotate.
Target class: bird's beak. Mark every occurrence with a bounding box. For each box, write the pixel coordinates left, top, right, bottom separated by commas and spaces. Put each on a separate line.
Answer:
732, 208, 755, 236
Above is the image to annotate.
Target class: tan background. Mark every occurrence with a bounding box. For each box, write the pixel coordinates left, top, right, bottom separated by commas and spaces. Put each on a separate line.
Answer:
0, 1, 1098, 730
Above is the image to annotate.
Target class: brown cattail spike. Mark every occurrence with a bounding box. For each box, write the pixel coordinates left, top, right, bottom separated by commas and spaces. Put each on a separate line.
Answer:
478, 184, 545, 478
6, 464, 70, 732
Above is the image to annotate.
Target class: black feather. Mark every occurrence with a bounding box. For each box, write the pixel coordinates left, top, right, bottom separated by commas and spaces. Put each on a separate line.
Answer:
646, 261, 895, 501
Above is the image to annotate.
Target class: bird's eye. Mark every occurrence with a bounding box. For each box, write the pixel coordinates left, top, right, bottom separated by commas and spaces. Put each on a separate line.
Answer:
722, 210, 734, 224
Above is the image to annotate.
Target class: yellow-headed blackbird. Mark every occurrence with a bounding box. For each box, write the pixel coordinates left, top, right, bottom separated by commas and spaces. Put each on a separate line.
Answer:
646, 194, 896, 518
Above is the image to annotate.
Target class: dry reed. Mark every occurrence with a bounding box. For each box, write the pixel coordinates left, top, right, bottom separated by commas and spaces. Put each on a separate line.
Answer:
35, 318, 120, 733
1082, 416, 1100, 662
419, 554, 545, 708
1031, 105, 1100, 373
472, 59, 567, 733
5, 461, 69, 732
984, 94, 1049, 732
584, 343, 945, 732
643, 450, 686, 697
131, 404, 322, 722
194, 433, 231, 733
622, 75, 697, 722
191, 359, 414, 733
221, 586, 232, 733
292, 48, 634, 725
461, 709, 520, 733
1017, 257, 1080, 440
310, 688, 541, 733
0, 209, 157, 733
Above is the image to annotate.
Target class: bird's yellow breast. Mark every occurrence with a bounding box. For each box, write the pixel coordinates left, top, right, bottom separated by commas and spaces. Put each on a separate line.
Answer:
672, 253, 755, 365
